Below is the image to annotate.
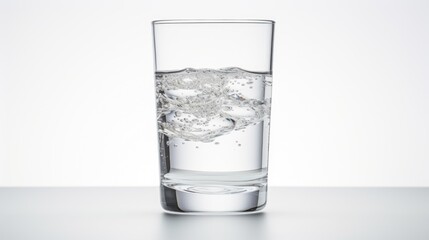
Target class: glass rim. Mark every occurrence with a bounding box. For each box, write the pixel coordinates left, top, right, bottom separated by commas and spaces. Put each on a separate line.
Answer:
152, 19, 275, 25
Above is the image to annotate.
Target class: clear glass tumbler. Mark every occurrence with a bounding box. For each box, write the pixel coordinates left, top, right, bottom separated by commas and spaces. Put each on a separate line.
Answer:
152, 19, 275, 214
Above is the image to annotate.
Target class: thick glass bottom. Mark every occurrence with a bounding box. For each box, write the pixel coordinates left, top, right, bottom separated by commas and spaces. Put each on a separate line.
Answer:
160, 183, 267, 214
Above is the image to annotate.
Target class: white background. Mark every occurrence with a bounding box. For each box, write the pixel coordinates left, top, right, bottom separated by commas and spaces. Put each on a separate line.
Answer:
0, 0, 428, 187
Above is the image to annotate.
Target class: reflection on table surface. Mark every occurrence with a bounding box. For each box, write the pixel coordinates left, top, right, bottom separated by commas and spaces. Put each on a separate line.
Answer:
1, 187, 429, 240
159, 212, 267, 240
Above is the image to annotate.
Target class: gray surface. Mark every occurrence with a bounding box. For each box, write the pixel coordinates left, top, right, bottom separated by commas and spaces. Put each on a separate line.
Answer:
0, 187, 428, 240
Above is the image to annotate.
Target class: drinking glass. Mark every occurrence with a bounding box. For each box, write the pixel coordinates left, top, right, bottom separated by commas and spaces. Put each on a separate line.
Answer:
152, 19, 275, 214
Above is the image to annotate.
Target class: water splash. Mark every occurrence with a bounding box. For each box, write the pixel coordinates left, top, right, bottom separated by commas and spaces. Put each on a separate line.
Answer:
156, 67, 272, 142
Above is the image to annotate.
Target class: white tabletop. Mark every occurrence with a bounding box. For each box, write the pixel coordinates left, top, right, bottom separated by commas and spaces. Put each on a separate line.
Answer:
0, 187, 428, 240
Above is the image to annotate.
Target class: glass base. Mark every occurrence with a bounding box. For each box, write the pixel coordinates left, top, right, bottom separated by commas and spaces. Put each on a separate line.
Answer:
160, 184, 267, 214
